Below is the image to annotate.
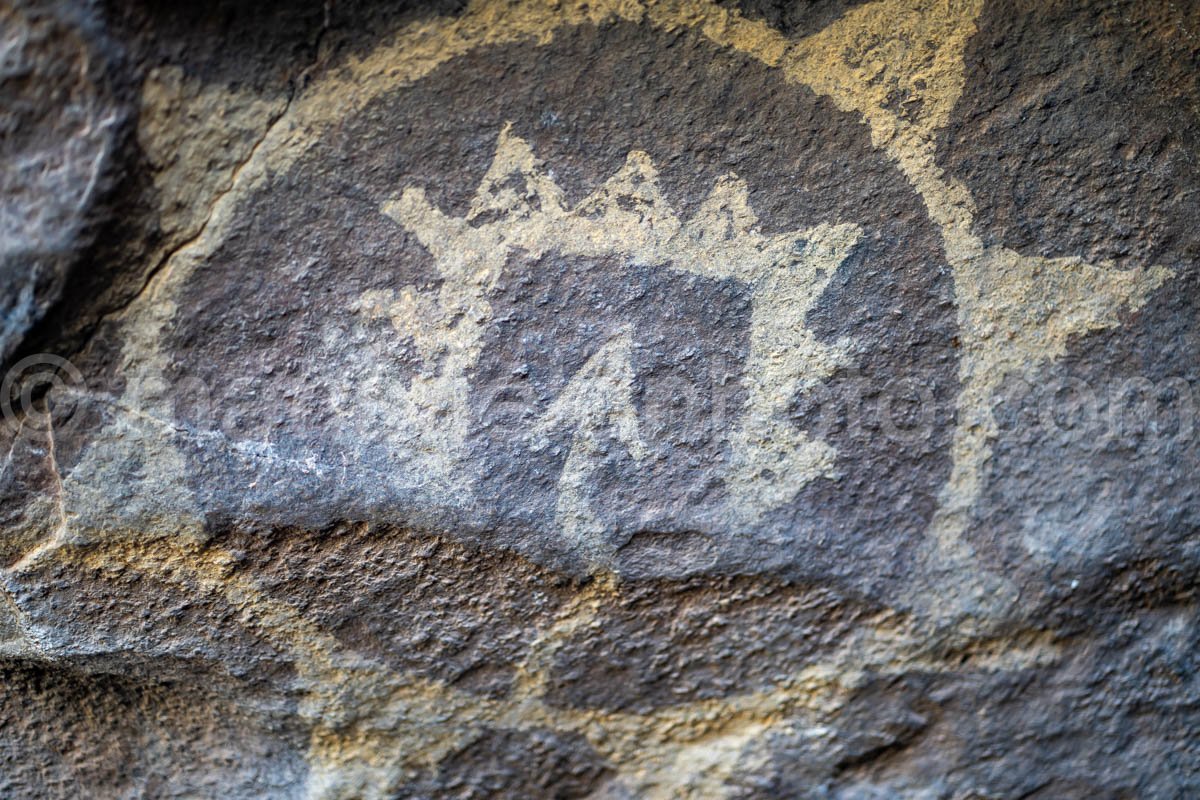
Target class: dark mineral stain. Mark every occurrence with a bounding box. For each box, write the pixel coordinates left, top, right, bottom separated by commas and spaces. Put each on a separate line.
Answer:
164, 19, 954, 593
942, 0, 1200, 616
715, 0, 871, 37
0, 659, 308, 798
729, 609, 1199, 798
970, 267, 1200, 621
7, 547, 298, 692
212, 522, 579, 698
398, 727, 614, 799
544, 574, 872, 713
467, 252, 752, 550
940, 0, 1200, 269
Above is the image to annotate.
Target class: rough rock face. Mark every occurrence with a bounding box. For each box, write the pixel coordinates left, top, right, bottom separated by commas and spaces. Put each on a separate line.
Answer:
1, 0, 1197, 797
0, 0, 118, 360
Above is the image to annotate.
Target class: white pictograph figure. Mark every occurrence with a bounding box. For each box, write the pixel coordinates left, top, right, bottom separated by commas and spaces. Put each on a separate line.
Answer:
363, 125, 862, 550
532, 328, 647, 559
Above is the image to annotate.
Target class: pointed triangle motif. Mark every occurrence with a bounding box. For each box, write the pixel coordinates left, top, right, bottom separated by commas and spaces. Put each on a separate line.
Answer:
469, 123, 567, 222
534, 329, 645, 463
689, 175, 758, 245
577, 151, 674, 232
531, 329, 647, 561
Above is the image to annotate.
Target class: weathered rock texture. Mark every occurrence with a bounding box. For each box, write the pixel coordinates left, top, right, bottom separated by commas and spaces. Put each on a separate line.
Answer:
1, 0, 1198, 797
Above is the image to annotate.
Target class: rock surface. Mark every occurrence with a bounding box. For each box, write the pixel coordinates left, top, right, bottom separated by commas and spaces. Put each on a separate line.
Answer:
1, 0, 1197, 797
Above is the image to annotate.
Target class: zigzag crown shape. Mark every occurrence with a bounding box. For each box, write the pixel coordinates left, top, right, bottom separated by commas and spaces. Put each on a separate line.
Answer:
366, 124, 864, 526
380, 122, 860, 287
